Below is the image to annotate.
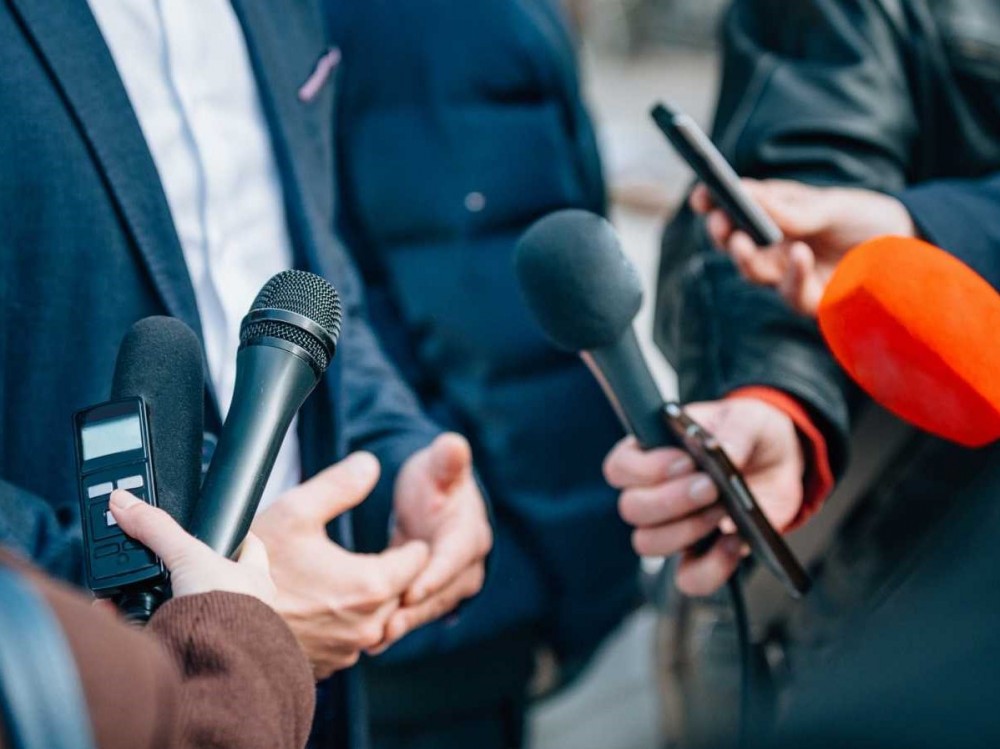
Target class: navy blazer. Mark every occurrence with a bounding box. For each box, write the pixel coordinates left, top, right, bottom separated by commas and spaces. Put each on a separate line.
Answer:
898, 173, 1000, 286
332, 0, 638, 665
0, 1, 441, 746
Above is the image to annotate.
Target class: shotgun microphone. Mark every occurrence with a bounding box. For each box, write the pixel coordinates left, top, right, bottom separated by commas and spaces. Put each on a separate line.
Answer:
190, 270, 343, 557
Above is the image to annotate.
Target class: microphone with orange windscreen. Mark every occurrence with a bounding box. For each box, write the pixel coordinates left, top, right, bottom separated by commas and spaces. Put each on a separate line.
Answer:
817, 236, 1000, 447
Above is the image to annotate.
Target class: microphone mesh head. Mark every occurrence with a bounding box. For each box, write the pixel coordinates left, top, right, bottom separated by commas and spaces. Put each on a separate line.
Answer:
240, 270, 343, 372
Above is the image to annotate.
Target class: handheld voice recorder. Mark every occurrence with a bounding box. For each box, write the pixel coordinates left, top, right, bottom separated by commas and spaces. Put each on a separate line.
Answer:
74, 397, 165, 599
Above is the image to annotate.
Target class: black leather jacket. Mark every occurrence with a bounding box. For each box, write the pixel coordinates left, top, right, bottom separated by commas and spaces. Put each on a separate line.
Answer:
658, 0, 1000, 471
655, 0, 1000, 692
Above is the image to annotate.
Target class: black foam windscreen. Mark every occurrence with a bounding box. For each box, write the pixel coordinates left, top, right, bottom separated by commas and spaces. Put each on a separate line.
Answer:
240, 270, 342, 373
111, 317, 204, 529
514, 209, 643, 352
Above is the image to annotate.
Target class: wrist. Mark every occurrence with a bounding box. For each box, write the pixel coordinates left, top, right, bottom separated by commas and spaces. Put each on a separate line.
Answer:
726, 387, 835, 530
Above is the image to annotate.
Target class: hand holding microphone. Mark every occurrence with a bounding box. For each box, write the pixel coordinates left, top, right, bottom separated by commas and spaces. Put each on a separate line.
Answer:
692, 179, 916, 316
604, 398, 805, 596
515, 210, 810, 597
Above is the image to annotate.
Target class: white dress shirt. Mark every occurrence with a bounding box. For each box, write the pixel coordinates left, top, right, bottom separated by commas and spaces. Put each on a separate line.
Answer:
88, 0, 301, 510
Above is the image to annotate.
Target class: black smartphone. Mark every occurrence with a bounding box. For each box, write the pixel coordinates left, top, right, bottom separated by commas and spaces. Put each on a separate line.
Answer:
651, 102, 784, 248
663, 402, 811, 598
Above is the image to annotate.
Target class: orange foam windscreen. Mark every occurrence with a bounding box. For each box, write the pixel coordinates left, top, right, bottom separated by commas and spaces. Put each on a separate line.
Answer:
818, 236, 1000, 447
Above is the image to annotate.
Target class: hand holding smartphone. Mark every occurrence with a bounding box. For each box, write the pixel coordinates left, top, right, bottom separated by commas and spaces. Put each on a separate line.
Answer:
651, 102, 783, 248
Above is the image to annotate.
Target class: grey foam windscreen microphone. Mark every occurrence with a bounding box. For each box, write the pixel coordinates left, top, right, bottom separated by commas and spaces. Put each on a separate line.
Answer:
514, 209, 675, 448
516, 210, 813, 597
191, 270, 343, 557
111, 316, 205, 529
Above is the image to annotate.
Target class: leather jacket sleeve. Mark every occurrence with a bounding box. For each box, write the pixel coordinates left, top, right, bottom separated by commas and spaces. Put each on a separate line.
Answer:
656, 0, 928, 477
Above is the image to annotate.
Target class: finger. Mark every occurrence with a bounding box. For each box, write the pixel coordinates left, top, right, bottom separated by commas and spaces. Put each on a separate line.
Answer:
429, 433, 473, 492
786, 241, 823, 317
706, 209, 735, 249
675, 534, 746, 596
375, 566, 484, 653
275, 452, 381, 526
372, 540, 431, 597
91, 599, 118, 616
603, 436, 695, 489
109, 490, 203, 570
236, 532, 270, 574
631, 505, 728, 558
683, 403, 756, 469
618, 472, 718, 527
689, 184, 715, 214
404, 526, 477, 605
729, 233, 787, 286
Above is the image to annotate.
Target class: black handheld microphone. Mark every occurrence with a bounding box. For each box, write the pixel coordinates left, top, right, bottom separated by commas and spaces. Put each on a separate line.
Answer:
514, 209, 810, 597
190, 270, 343, 557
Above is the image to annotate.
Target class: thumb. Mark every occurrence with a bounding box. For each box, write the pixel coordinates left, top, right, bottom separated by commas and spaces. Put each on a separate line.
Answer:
236, 532, 270, 575
748, 179, 826, 238
783, 241, 823, 317
429, 433, 472, 492
109, 490, 204, 571
372, 540, 431, 597
275, 452, 381, 526
685, 402, 756, 470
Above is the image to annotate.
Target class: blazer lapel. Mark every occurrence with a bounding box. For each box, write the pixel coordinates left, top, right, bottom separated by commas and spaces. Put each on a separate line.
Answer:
9, 0, 203, 337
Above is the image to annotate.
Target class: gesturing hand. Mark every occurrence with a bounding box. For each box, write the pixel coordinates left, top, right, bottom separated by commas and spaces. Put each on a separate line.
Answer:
377, 433, 492, 653
604, 399, 804, 596
692, 179, 916, 316
251, 453, 430, 679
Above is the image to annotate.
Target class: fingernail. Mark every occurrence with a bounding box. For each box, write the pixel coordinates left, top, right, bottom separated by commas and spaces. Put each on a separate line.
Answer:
667, 455, 694, 478
689, 476, 716, 505
109, 490, 139, 510
348, 452, 378, 476
723, 536, 744, 555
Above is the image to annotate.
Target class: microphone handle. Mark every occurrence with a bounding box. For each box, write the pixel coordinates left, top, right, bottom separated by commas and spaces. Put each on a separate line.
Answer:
191, 344, 318, 557
583, 328, 720, 556
582, 326, 676, 449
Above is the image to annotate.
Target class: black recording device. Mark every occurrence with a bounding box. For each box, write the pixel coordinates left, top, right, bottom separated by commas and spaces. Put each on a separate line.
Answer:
74, 397, 165, 599
515, 209, 809, 597
75, 317, 205, 622
651, 102, 784, 248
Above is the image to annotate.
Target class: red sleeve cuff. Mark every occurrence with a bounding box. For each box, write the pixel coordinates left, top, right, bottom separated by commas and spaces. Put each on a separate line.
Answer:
726, 386, 835, 530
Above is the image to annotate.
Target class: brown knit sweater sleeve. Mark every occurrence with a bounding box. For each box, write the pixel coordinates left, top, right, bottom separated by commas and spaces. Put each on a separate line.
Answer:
147, 592, 316, 749
0, 550, 314, 749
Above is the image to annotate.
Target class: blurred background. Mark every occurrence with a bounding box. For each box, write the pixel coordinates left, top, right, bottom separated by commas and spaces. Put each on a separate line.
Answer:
528, 2, 724, 747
